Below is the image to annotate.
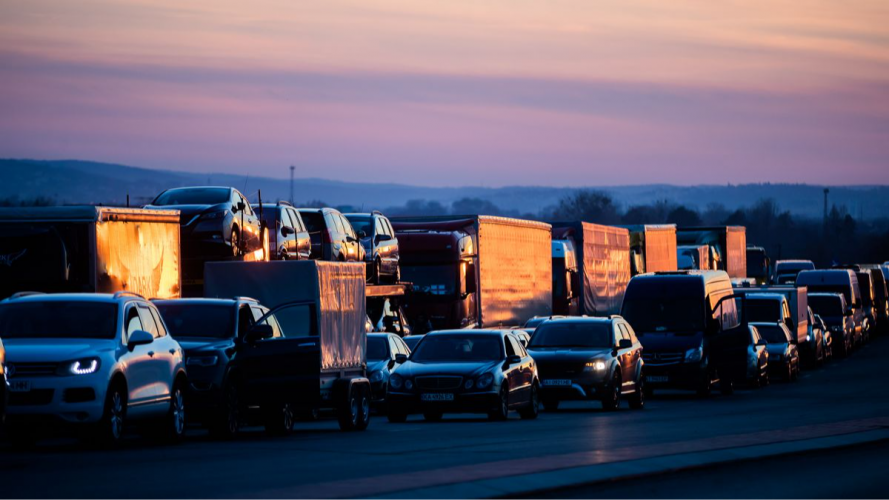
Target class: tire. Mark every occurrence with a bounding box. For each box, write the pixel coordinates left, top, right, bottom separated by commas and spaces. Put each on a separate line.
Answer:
628, 377, 645, 409
264, 402, 294, 436
518, 383, 540, 420
387, 410, 408, 423
601, 371, 621, 411
355, 385, 371, 431
97, 382, 127, 447
163, 380, 187, 443
488, 385, 510, 421
423, 411, 443, 422
231, 228, 240, 257
542, 398, 560, 412
210, 382, 240, 439
373, 259, 382, 285
338, 387, 361, 431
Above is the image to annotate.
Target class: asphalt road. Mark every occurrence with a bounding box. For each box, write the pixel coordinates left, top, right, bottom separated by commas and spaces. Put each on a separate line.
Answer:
1, 336, 887, 498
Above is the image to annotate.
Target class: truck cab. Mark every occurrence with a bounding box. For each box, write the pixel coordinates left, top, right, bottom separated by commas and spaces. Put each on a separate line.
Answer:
551, 239, 579, 315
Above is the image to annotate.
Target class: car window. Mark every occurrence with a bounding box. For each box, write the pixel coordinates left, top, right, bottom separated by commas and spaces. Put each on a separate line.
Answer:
126, 306, 143, 337
613, 325, 622, 346
340, 215, 356, 238
749, 326, 761, 345
237, 305, 255, 337
511, 334, 529, 356
149, 307, 168, 337
375, 218, 385, 237
288, 209, 304, 232
396, 337, 410, 354
136, 305, 160, 338
281, 209, 294, 229
388, 336, 401, 358
236, 193, 253, 216
383, 219, 395, 237
618, 323, 632, 341
504, 336, 517, 356
251, 306, 282, 338
622, 322, 638, 343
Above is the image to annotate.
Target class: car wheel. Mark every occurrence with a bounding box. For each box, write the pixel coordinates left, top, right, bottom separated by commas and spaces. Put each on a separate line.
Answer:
488, 385, 510, 421
423, 411, 443, 422
163, 381, 187, 443
338, 388, 361, 431
97, 383, 127, 447
374, 259, 382, 285
355, 385, 371, 431
264, 402, 294, 436
628, 377, 645, 409
231, 228, 240, 257
211, 382, 240, 439
542, 398, 560, 412
394, 264, 401, 284
519, 383, 540, 419
601, 371, 621, 411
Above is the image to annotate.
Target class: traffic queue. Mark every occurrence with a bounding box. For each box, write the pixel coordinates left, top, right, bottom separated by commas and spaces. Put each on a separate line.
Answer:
0, 185, 886, 447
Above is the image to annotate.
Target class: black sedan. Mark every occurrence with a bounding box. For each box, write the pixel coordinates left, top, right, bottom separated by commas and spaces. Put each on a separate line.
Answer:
527, 317, 644, 411
367, 333, 411, 407
386, 330, 539, 422
753, 322, 800, 382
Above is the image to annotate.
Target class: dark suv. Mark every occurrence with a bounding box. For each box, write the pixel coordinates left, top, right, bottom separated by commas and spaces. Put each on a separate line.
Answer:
153, 297, 280, 437
345, 211, 400, 283
253, 202, 311, 261
297, 208, 363, 262
527, 317, 645, 411
146, 186, 265, 294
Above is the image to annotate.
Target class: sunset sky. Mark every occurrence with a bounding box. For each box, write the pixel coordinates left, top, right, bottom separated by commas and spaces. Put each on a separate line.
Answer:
1, 0, 887, 186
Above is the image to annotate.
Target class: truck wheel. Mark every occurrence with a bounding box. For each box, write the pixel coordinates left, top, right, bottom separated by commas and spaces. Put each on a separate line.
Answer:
338, 388, 361, 431
628, 378, 645, 409
162, 380, 187, 443
601, 372, 621, 411
518, 383, 540, 419
97, 382, 127, 447
211, 382, 240, 439
488, 385, 510, 421
264, 402, 294, 436
356, 384, 371, 431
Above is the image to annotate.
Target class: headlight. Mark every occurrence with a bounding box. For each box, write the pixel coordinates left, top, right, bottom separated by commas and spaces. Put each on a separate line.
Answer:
806, 334, 811, 342
186, 356, 218, 367
389, 374, 403, 390
685, 346, 703, 362
584, 360, 607, 372
67, 358, 100, 376
476, 373, 494, 389
369, 370, 385, 383
464, 379, 474, 389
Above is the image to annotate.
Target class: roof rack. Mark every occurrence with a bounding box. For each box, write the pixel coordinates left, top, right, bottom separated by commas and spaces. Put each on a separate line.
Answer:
9, 291, 45, 299
372, 210, 384, 216
233, 296, 259, 303
113, 291, 145, 300
277, 200, 294, 207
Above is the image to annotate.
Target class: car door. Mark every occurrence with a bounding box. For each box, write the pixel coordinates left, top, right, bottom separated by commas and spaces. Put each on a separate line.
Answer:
502, 335, 521, 404
120, 304, 157, 405
384, 218, 399, 276
148, 305, 181, 399
749, 326, 766, 373
511, 333, 534, 393
505, 335, 530, 404
614, 324, 635, 392
340, 214, 360, 262
288, 209, 312, 260
135, 304, 174, 402
619, 322, 642, 386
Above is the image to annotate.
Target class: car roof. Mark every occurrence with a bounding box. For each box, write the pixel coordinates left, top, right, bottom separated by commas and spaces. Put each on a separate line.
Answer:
543, 316, 614, 324
427, 329, 506, 336
152, 298, 257, 306
367, 332, 396, 338
744, 293, 786, 301
2, 293, 134, 304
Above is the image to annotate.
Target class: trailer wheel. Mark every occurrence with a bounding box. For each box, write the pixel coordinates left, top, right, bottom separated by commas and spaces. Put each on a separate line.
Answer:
355, 384, 371, 431
338, 386, 361, 431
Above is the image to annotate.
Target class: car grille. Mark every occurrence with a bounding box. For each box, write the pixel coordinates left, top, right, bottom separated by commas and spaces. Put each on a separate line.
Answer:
9, 362, 58, 377
415, 376, 462, 391
9, 389, 54, 406
642, 352, 684, 366
536, 361, 585, 378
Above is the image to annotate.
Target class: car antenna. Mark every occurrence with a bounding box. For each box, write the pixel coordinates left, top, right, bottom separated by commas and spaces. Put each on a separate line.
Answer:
126, 193, 130, 208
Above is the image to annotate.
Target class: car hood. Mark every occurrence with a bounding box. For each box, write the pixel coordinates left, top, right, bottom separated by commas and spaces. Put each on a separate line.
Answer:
766, 343, 790, 355
145, 203, 229, 223
527, 347, 611, 363
634, 332, 703, 352
396, 360, 501, 378
4, 338, 118, 362
367, 359, 389, 375
175, 337, 234, 354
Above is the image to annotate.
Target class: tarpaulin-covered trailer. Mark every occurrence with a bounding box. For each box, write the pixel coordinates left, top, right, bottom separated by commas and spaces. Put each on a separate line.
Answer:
0, 206, 181, 299
677, 226, 747, 278
619, 224, 677, 275
392, 215, 552, 329
550, 222, 630, 316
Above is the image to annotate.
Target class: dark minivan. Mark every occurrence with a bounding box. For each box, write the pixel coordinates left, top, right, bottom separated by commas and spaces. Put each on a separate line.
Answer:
620, 271, 744, 396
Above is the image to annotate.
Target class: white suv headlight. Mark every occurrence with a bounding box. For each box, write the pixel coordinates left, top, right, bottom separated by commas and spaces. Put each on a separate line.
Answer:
67, 358, 100, 376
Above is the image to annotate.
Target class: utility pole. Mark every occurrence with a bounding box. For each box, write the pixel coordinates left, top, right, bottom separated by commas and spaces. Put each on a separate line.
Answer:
289, 165, 295, 205
823, 188, 829, 238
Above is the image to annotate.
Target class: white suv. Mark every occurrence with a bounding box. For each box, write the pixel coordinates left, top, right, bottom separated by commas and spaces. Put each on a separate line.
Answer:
0, 292, 188, 446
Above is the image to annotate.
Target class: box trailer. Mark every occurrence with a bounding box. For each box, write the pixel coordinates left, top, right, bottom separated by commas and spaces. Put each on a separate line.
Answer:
677, 226, 747, 278
550, 222, 630, 316
392, 215, 552, 330
203, 260, 371, 431
0, 206, 181, 300
619, 224, 677, 275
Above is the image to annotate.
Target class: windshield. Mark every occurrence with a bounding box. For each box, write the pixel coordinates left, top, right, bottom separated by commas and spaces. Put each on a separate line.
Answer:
367, 336, 389, 361
809, 296, 844, 317
0, 302, 117, 339
153, 188, 229, 206
401, 265, 457, 296
776, 262, 814, 274
154, 303, 234, 339
411, 334, 503, 362
757, 325, 788, 344
529, 322, 612, 348
345, 216, 373, 237
747, 300, 780, 323
621, 298, 704, 332
805, 285, 852, 305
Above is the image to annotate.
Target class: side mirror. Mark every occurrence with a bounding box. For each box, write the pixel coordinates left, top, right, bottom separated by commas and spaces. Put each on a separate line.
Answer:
395, 353, 408, 364
377, 234, 392, 242
245, 324, 274, 343
618, 338, 632, 349
237, 201, 246, 212
127, 330, 154, 350
281, 226, 295, 236
505, 354, 522, 366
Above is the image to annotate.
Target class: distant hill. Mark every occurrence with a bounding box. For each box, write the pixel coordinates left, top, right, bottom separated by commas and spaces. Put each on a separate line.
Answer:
1, 159, 887, 219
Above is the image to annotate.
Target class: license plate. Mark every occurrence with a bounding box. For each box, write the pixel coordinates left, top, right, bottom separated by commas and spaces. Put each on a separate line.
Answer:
9, 380, 31, 392
543, 379, 572, 386
421, 393, 454, 401
646, 375, 669, 383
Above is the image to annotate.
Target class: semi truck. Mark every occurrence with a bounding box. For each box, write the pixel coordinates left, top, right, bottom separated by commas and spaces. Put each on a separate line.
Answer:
746, 246, 770, 285
392, 215, 552, 330
549, 222, 630, 316
618, 224, 677, 276
0, 206, 181, 300
203, 260, 372, 431
677, 226, 747, 279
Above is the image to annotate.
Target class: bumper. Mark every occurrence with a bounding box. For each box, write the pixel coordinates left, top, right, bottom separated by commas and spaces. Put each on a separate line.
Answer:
6, 375, 106, 425
387, 390, 499, 415
643, 362, 704, 390
538, 374, 609, 401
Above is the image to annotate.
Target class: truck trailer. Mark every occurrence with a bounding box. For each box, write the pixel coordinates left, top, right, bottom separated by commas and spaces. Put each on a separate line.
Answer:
677, 226, 747, 279
618, 224, 677, 276
203, 260, 372, 431
0, 206, 181, 300
392, 215, 552, 330
549, 222, 630, 316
